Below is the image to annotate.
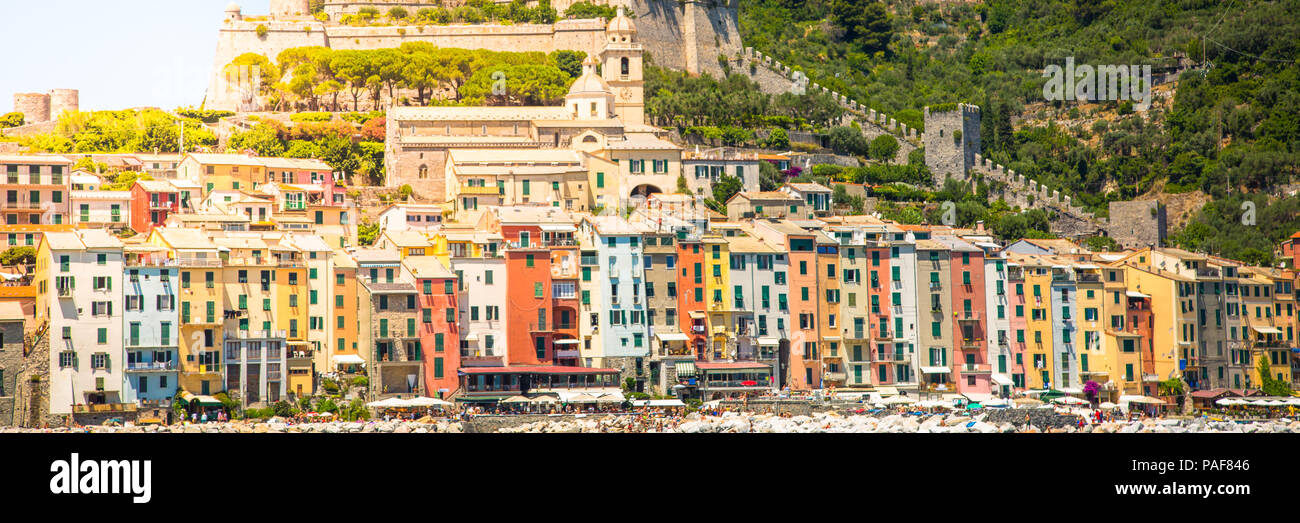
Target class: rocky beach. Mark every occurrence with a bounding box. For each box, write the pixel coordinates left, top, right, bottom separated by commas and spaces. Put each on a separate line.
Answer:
4, 409, 1297, 434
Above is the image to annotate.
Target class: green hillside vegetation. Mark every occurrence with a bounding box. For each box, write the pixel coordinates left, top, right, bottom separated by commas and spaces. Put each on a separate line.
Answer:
232, 46, 586, 112
19, 108, 217, 154
739, 0, 1300, 260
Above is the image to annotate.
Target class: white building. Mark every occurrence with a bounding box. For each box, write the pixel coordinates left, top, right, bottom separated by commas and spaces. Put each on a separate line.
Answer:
579, 216, 651, 373
37, 230, 126, 415
450, 256, 508, 364
70, 190, 131, 229
377, 203, 445, 235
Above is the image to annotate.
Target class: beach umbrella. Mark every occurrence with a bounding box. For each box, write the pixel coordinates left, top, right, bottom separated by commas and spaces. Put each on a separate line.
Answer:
500, 396, 531, 404
882, 396, 915, 405
366, 397, 409, 408
1284, 398, 1300, 406
531, 395, 558, 404
407, 396, 454, 408
1099, 402, 1118, 409
1053, 396, 1088, 405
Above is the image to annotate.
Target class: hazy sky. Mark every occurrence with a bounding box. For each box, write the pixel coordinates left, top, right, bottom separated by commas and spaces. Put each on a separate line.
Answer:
0, 0, 272, 113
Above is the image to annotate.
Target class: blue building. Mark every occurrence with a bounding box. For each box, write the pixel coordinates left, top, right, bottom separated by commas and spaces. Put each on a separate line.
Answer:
122, 251, 180, 405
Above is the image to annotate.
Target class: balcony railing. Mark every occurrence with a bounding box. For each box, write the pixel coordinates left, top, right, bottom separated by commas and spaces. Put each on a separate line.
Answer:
960, 363, 991, 373
126, 361, 176, 371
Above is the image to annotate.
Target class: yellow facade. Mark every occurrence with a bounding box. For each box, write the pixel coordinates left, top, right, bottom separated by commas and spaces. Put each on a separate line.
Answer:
1024, 266, 1055, 389
1125, 265, 1193, 394
1100, 266, 1144, 396
703, 237, 732, 359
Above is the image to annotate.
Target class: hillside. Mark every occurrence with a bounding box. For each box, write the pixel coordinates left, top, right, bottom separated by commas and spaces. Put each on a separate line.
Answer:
738, 0, 1300, 263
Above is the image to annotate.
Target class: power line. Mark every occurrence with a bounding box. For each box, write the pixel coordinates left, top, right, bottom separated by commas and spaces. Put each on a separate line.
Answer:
1205, 37, 1298, 64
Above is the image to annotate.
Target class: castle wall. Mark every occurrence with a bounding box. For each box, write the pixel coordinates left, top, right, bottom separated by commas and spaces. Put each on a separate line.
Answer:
206, 21, 329, 111
1107, 200, 1165, 249
622, 0, 741, 78
13, 93, 50, 124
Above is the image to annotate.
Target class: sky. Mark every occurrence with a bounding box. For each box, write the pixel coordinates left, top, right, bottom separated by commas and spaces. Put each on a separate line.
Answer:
0, 0, 272, 113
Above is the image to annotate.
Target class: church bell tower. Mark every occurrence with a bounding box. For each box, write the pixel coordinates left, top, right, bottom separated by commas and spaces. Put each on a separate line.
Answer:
601, 7, 645, 127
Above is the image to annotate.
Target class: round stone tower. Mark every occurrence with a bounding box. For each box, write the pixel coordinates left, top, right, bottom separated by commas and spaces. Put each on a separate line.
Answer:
225, 2, 243, 21
48, 89, 79, 121
269, 0, 310, 18
12, 93, 50, 124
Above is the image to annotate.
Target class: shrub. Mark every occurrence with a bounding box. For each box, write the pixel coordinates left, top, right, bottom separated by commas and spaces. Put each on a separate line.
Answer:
351, 376, 369, 388
322, 378, 340, 394
388, 7, 409, 19
869, 134, 900, 161
272, 400, 297, 417
289, 112, 332, 123
256, 24, 269, 38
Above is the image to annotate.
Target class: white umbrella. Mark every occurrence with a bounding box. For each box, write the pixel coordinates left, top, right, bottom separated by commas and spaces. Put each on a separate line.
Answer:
408, 396, 454, 408
1250, 399, 1272, 406
1099, 402, 1118, 409
918, 400, 952, 409
1053, 396, 1088, 405
1265, 399, 1287, 406
882, 396, 915, 405
1216, 398, 1242, 406
366, 397, 410, 408
1284, 398, 1300, 406
500, 396, 532, 404
530, 395, 558, 404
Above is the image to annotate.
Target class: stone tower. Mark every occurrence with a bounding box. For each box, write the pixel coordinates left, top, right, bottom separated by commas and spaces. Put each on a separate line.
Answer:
269, 0, 310, 18
602, 7, 645, 127
923, 103, 981, 183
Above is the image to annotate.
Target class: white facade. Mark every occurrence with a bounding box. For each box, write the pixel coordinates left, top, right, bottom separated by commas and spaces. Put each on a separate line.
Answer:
70, 191, 131, 228
891, 236, 920, 388
983, 252, 1014, 397
581, 217, 650, 362
450, 257, 508, 360
40, 230, 125, 414
122, 265, 180, 404
377, 204, 444, 235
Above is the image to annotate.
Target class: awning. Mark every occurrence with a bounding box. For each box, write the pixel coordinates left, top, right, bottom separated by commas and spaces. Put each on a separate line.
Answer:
595, 391, 625, 403
822, 336, 841, 341
675, 361, 697, 378
990, 373, 1012, 386
1252, 326, 1283, 335
335, 354, 365, 365
757, 337, 780, 346
688, 311, 706, 319
874, 386, 899, 396
464, 333, 480, 342
539, 223, 577, 233
656, 332, 689, 342
553, 339, 582, 345
1125, 291, 1151, 298
634, 399, 686, 407
920, 366, 950, 374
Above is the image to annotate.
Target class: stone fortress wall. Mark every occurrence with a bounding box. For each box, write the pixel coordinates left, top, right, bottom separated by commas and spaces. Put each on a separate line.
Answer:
207, 0, 743, 111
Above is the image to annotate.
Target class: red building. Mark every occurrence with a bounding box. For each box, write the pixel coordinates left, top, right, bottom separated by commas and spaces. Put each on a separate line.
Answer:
676, 236, 707, 359
130, 180, 179, 234
505, 246, 556, 366
403, 257, 461, 397
944, 240, 988, 393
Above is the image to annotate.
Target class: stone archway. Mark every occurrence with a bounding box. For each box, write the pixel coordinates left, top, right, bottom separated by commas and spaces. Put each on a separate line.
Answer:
630, 184, 662, 199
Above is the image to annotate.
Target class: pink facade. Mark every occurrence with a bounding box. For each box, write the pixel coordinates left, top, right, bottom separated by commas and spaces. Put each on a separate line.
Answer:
951, 248, 990, 393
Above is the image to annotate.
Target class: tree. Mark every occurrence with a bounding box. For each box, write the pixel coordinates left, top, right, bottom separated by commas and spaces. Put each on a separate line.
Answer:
227, 125, 286, 156
0, 112, 23, 129
766, 127, 790, 149
1259, 356, 1293, 396
831, 0, 893, 54
676, 174, 691, 195
358, 221, 380, 246
868, 134, 899, 161
828, 126, 868, 156
712, 174, 744, 208
549, 50, 587, 79
759, 161, 784, 191
0, 247, 36, 266
388, 6, 408, 19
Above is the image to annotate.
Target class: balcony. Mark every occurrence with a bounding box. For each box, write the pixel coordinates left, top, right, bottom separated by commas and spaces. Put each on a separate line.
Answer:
960, 363, 991, 374
929, 282, 943, 291
125, 361, 177, 372
692, 325, 706, 334
529, 322, 552, 332
57, 287, 73, 298
1077, 273, 1101, 283
72, 403, 138, 414
957, 311, 981, 322
823, 372, 847, 382
874, 352, 908, 363
555, 349, 580, 359
225, 329, 287, 340
961, 338, 981, 349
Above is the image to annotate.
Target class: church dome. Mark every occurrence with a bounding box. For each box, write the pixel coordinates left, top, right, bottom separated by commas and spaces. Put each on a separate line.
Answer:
567, 55, 612, 96
225, 2, 241, 13
606, 6, 636, 38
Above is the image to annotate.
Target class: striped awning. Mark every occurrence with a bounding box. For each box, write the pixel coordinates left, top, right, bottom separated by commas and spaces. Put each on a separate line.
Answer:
675, 361, 697, 378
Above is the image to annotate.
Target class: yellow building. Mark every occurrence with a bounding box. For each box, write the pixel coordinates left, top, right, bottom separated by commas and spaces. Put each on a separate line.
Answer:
1123, 262, 1195, 396
1013, 256, 1056, 389
178, 153, 269, 195
148, 228, 225, 395
445, 149, 592, 212
378, 229, 435, 259
1099, 264, 1146, 397
331, 250, 361, 372
703, 235, 732, 360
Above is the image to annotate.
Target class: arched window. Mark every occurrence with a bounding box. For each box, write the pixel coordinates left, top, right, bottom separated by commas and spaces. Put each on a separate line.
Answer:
418, 165, 428, 179
621, 57, 629, 76
582, 135, 598, 143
